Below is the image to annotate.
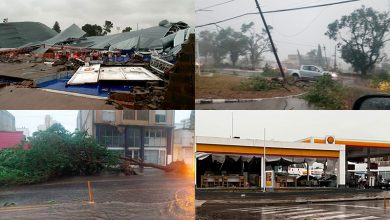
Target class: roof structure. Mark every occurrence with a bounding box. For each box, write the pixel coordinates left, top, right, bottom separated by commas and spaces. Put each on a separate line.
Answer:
0, 22, 57, 48
0, 131, 24, 149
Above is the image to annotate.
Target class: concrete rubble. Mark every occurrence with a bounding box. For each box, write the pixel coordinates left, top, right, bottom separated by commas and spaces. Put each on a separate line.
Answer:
0, 20, 195, 109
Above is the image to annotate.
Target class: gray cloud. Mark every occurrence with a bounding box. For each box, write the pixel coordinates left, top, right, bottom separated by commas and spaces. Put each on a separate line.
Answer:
0, 0, 194, 31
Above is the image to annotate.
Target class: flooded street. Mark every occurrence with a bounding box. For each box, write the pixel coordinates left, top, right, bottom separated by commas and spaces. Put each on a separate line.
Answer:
0, 169, 194, 220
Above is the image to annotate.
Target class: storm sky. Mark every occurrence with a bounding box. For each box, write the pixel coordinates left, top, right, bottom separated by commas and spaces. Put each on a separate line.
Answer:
196, 0, 390, 63
0, 0, 194, 32
196, 110, 390, 142
9, 110, 191, 136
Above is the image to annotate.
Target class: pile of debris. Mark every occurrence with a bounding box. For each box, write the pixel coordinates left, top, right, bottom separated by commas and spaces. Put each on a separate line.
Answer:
119, 157, 190, 175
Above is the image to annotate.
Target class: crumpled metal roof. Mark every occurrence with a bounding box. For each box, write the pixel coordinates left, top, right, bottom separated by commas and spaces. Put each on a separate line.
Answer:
0, 22, 57, 48
109, 36, 139, 51
43, 24, 85, 45
79, 25, 170, 50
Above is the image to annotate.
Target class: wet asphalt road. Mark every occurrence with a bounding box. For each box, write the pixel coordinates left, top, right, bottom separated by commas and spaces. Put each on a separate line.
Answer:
197, 200, 390, 220
196, 97, 316, 110
0, 169, 194, 220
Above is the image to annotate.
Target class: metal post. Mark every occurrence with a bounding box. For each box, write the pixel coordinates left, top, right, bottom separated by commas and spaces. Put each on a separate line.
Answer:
88, 181, 94, 204
263, 128, 266, 192
254, 0, 285, 79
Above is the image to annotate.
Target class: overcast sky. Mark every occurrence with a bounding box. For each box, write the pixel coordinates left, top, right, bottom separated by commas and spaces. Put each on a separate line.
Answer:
196, 110, 390, 142
9, 110, 191, 136
0, 0, 194, 32
196, 0, 390, 64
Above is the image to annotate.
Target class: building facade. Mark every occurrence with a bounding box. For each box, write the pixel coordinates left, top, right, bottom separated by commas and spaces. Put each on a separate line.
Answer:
77, 110, 175, 166
0, 110, 16, 132
173, 128, 194, 165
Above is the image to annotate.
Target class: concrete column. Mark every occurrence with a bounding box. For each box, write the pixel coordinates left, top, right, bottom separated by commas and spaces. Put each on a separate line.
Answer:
338, 146, 346, 187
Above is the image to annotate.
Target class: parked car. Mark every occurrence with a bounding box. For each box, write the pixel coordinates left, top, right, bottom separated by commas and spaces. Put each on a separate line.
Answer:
287, 65, 338, 80
379, 178, 390, 189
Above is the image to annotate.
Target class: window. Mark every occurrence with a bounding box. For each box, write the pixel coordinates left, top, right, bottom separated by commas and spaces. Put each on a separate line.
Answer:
155, 110, 166, 123
123, 110, 135, 120
137, 110, 149, 121
126, 127, 141, 147
144, 128, 167, 148
96, 124, 124, 148
102, 110, 115, 122
144, 150, 159, 164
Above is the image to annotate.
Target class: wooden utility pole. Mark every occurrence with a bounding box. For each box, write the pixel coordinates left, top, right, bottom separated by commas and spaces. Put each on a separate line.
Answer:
254, 0, 285, 80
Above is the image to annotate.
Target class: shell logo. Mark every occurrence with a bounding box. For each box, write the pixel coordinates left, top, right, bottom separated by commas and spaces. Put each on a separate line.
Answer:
326, 136, 335, 144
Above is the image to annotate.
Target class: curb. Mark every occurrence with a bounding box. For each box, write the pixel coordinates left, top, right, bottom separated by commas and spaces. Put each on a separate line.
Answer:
197, 196, 388, 207
195, 93, 307, 104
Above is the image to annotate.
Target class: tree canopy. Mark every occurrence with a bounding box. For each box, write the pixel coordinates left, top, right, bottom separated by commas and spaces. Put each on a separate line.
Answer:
325, 6, 390, 75
82, 24, 103, 36
122, 27, 132, 33
241, 22, 272, 70
52, 21, 61, 33
103, 20, 114, 35
0, 124, 118, 185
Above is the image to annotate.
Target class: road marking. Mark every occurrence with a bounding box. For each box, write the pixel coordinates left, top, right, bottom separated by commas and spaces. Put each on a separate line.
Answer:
195, 200, 207, 208
314, 213, 362, 220
230, 206, 293, 212
317, 204, 384, 210
260, 207, 313, 214
276, 209, 325, 216
353, 217, 380, 220
289, 211, 344, 219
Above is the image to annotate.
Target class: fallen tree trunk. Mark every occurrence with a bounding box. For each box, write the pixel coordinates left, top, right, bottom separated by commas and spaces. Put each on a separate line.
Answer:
120, 157, 189, 173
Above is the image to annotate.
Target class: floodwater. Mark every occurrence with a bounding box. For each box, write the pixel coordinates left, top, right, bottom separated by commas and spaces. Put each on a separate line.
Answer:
0, 169, 194, 220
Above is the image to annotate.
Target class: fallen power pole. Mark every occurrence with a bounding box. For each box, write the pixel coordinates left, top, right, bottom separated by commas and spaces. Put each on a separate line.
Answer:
254, 0, 286, 80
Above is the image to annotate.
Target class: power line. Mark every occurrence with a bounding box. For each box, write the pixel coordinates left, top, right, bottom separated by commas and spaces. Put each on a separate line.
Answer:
196, 0, 236, 12
196, 0, 360, 28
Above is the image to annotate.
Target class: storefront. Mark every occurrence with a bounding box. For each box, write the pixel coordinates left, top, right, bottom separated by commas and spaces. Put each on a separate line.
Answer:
195, 136, 346, 189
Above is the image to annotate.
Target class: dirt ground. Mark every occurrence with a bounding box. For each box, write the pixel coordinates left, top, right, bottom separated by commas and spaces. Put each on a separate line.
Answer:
0, 86, 116, 110
0, 169, 194, 220
195, 73, 305, 99
0, 63, 63, 81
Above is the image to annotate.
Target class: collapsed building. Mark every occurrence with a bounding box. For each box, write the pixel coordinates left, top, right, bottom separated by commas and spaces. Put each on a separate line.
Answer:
0, 20, 195, 109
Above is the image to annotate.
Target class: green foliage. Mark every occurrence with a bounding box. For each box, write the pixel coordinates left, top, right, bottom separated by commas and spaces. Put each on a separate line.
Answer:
52, 21, 61, 33
241, 22, 272, 70
239, 76, 274, 91
369, 69, 390, 89
0, 124, 119, 186
82, 24, 103, 36
216, 27, 248, 67
122, 27, 132, 33
261, 63, 279, 78
304, 75, 346, 109
103, 20, 114, 35
325, 6, 390, 75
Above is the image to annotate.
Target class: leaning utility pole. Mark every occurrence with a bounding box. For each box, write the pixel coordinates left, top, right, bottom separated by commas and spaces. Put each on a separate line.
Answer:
323, 45, 329, 70
254, 0, 285, 80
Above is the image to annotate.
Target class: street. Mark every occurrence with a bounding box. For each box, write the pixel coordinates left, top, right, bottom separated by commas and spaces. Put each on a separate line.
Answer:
197, 201, 390, 220
0, 169, 194, 220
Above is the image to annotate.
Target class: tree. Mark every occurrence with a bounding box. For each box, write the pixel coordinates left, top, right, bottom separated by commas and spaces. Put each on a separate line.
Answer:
316, 44, 324, 67
52, 21, 61, 33
122, 27, 132, 33
82, 24, 103, 36
189, 110, 195, 130
103, 20, 114, 35
241, 22, 272, 70
325, 6, 390, 75
198, 30, 221, 66
217, 27, 247, 67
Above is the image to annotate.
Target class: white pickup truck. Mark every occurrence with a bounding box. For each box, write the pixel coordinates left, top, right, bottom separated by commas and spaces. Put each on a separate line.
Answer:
287, 65, 337, 80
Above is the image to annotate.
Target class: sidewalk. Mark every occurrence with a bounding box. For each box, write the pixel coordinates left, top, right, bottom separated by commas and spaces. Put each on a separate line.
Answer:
196, 188, 390, 207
